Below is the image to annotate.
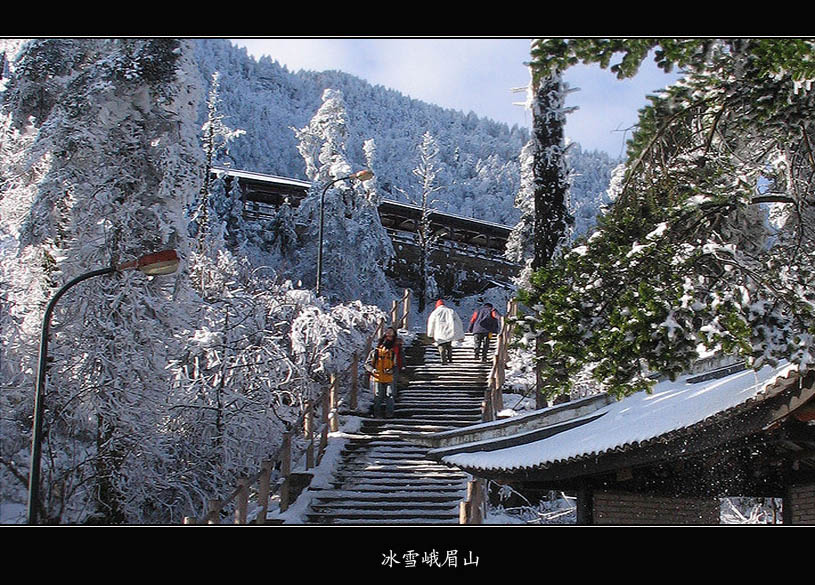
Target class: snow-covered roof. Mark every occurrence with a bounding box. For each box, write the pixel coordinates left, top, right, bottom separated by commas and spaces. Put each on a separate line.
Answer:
431, 361, 804, 474
211, 166, 515, 231
211, 166, 312, 188
379, 198, 514, 232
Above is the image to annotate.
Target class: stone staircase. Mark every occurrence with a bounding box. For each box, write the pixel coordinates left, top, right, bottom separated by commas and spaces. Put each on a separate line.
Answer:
303, 335, 492, 525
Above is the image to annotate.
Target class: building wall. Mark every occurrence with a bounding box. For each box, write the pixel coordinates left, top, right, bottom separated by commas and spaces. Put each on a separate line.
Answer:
593, 490, 720, 525
788, 483, 815, 525
388, 234, 518, 298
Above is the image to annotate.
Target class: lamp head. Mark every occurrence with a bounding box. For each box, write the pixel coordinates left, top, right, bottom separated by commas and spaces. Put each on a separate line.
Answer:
137, 250, 180, 275
117, 250, 180, 275
352, 169, 374, 181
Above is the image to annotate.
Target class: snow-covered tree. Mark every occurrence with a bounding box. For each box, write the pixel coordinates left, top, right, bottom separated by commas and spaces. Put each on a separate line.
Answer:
505, 50, 576, 407
0, 38, 204, 522
519, 38, 815, 400
195, 71, 245, 251
506, 59, 577, 280
406, 131, 444, 312
290, 88, 395, 307
505, 139, 536, 286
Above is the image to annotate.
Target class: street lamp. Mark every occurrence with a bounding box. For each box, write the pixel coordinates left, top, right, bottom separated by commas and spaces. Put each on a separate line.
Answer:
315, 169, 374, 297
26, 249, 180, 524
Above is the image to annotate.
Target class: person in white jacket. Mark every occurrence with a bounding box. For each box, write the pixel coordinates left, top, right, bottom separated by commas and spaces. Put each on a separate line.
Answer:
426, 299, 464, 364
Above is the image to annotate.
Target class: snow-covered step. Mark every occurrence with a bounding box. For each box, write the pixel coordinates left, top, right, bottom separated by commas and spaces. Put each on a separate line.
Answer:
330, 471, 469, 484
311, 484, 467, 496
306, 512, 460, 524
361, 418, 479, 429
344, 462, 449, 470
301, 337, 494, 525
309, 489, 466, 502
311, 499, 461, 510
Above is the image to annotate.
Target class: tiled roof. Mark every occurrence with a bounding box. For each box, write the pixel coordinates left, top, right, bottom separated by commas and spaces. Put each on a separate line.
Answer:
430, 362, 804, 473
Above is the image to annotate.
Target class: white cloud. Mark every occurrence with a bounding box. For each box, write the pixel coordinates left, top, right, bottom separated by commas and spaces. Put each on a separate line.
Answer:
233, 37, 532, 123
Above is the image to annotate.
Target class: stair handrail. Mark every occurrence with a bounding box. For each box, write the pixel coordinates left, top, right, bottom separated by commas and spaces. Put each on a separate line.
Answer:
391, 288, 411, 330
484, 299, 517, 421
185, 311, 392, 525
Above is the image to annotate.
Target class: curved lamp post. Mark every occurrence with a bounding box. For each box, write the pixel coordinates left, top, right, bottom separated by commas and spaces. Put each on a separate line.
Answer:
26, 249, 180, 524
315, 169, 374, 297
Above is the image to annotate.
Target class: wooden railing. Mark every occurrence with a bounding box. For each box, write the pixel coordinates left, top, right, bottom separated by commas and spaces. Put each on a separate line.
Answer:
461, 299, 516, 524
184, 290, 412, 525
184, 369, 354, 524
391, 288, 410, 330
483, 299, 517, 422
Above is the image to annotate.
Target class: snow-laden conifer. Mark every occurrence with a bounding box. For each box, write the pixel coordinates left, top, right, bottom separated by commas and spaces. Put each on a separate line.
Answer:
291, 88, 395, 307
522, 39, 815, 399
0, 38, 204, 522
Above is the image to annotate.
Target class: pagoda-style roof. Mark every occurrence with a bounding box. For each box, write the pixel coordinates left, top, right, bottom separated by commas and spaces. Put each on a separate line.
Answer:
421, 362, 815, 495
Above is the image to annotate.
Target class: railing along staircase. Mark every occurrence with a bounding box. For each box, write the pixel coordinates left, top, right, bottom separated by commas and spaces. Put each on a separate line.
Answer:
185, 293, 515, 525
302, 299, 516, 525
183, 290, 411, 525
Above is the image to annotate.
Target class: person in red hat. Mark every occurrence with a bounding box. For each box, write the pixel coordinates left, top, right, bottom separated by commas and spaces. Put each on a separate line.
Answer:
426, 299, 464, 364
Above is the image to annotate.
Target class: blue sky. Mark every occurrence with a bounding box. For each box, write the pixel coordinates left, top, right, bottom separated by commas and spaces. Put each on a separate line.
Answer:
231, 38, 681, 159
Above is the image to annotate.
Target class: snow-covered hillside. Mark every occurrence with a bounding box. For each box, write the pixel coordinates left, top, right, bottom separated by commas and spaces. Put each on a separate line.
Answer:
193, 39, 620, 230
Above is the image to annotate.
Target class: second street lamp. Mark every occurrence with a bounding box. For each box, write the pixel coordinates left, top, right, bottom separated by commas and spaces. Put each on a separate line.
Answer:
26, 249, 180, 525
315, 169, 374, 298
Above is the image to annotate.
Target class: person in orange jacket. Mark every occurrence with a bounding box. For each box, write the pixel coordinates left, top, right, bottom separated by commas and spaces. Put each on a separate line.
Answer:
368, 327, 404, 418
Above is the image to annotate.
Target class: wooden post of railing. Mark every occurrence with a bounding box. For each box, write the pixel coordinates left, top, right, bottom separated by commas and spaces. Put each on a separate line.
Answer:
459, 499, 468, 524
476, 478, 487, 523
484, 299, 518, 421
491, 356, 503, 413
401, 288, 410, 329
318, 388, 330, 464
350, 352, 359, 410
460, 479, 487, 524
206, 500, 219, 524
279, 431, 292, 512
468, 481, 480, 524
482, 391, 493, 422
361, 320, 381, 407
304, 400, 314, 469
391, 300, 398, 328
255, 460, 273, 524
329, 374, 339, 432
235, 478, 249, 524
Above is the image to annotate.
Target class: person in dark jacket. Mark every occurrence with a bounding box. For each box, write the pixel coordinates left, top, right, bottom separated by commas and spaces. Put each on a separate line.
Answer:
468, 302, 501, 362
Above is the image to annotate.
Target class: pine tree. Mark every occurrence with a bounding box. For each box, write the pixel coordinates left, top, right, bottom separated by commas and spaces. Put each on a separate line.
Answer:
512, 47, 576, 407
521, 38, 815, 400
195, 71, 245, 253
505, 140, 536, 286
407, 131, 444, 312
291, 88, 394, 306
